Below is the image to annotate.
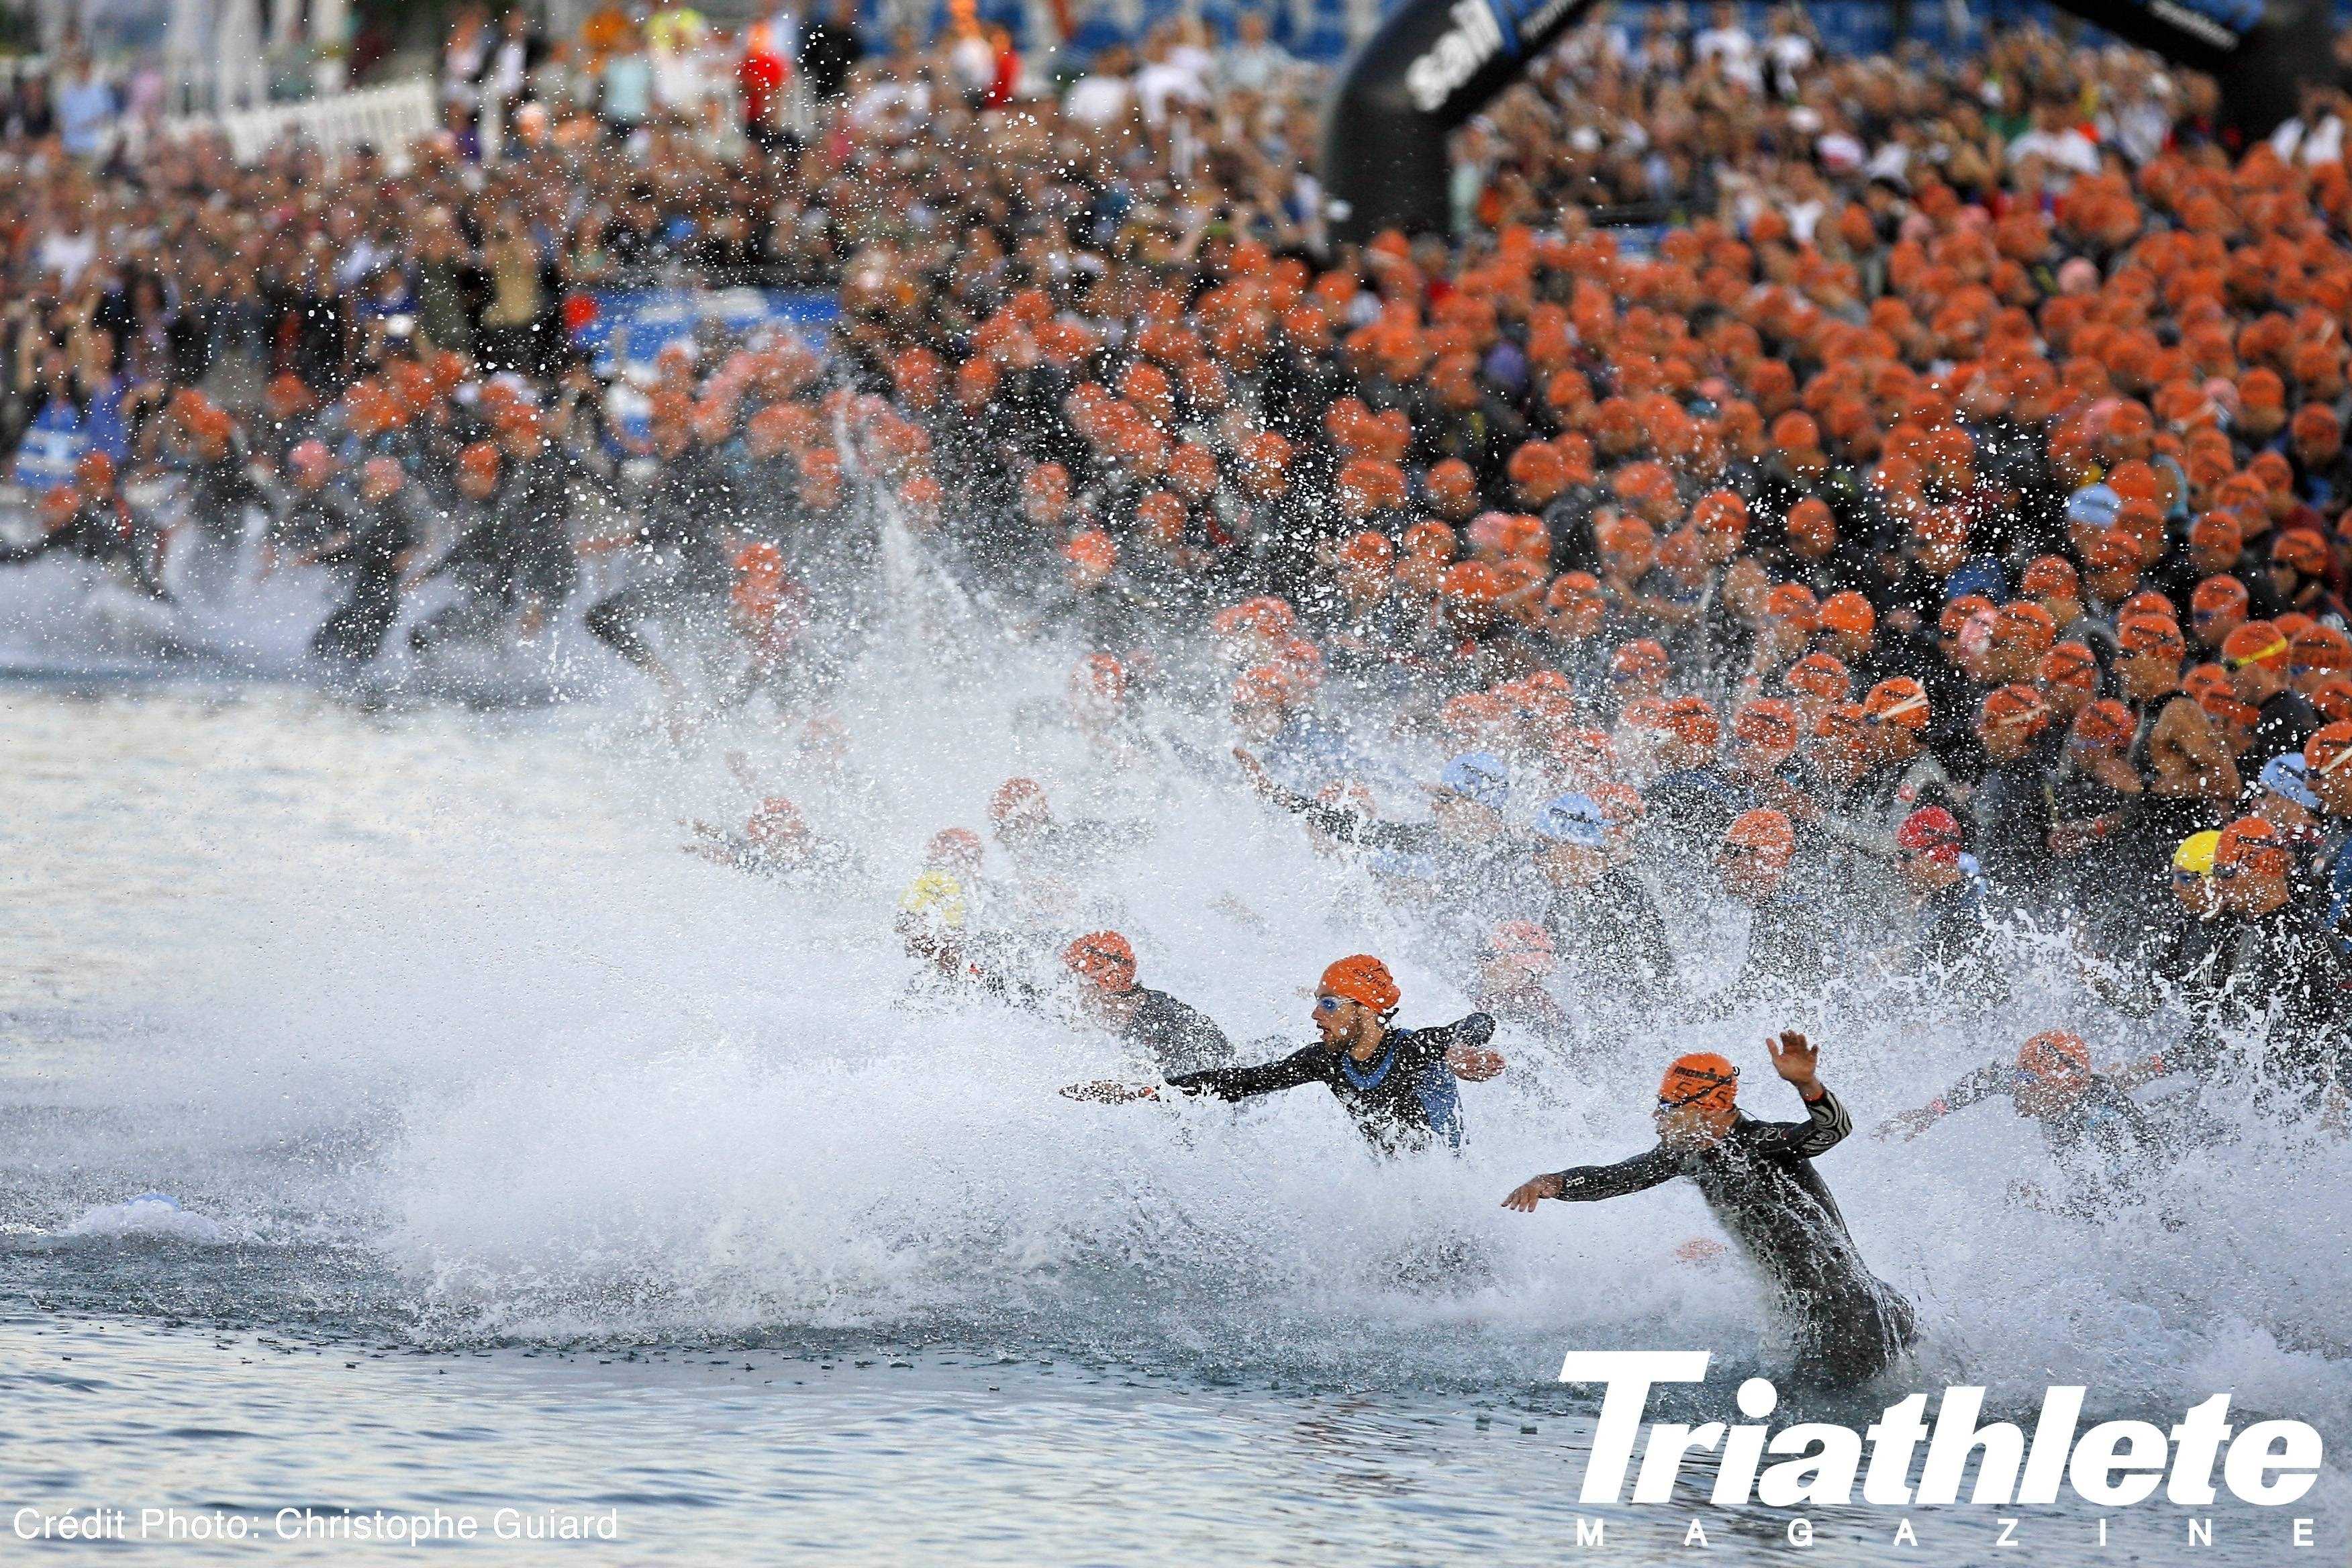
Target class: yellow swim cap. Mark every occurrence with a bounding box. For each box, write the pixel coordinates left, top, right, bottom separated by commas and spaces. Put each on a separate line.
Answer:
2171, 830, 2220, 876
898, 870, 967, 928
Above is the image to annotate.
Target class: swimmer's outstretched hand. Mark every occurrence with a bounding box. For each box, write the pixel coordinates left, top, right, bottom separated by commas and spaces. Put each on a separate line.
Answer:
1447, 1042, 1506, 1081
1060, 1080, 1159, 1104
1230, 747, 1274, 797
1767, 1029, 1819, 1092
1874, 1106, 1940, 1141
1501, 1173, 1563, 1212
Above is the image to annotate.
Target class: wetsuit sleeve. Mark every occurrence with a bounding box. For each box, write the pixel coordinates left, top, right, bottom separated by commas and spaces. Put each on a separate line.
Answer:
973, 967, 1041, 1008
1551, 1144, 1681, 1201
1622, 888, 1679, 991
1745, 1087, 1852, 1158
1126, 991, 1235, 1069
1165, 1046, 1328, 1101
1935, 1060, 2012, 1114
1420, 1013, 1496, 1054
1258, 774, 1427, 851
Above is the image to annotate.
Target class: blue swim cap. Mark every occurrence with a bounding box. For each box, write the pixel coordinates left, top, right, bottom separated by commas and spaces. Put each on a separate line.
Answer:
2065, 483, 2121, 531
1942, 556, 2009, 605
1438, 751, 1511, 810
1532, 793, 1608, 848
2260, 752, 2321, 811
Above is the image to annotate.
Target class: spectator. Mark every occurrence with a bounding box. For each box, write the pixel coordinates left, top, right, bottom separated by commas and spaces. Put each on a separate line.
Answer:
1063, 46, 1134, 129
54, 55, 115, 161
601, 29, 654, 135
1223, 11, 1293, 94
799, 0, 865, 103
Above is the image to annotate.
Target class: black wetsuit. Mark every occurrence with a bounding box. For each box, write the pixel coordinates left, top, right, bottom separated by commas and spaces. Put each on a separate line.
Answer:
1970, 750, 2055, 889
1545, 1087, 1914, 1383
1644, 766, 1742, 848
1256, 775, 1533, 920
1167, 1014, 1494, 1153
311, 491, 422, 664
1121, 987, 1234, 1077
1704, 894, 1832, 1014
1545, 871, 1679, 999
1929, 1061, 2165, 1205
1910, 873, 2007, 1006
2190, 900, 2352, 1096
408, 487, 517, 652
0, 497, 172, 599
182, 444, 265, 544
587, 444, 742, 669
2247, 687, 2320, 771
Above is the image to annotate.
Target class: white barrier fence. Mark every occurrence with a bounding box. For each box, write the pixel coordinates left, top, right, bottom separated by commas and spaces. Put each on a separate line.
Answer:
156, 72, 816, 170
154, 78, 439, 168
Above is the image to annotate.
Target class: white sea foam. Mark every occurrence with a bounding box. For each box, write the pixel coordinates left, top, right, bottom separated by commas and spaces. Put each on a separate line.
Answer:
1, 492, 2345, 1439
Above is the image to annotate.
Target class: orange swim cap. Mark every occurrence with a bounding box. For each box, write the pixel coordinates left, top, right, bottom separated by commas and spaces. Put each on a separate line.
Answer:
1064, 931, 1138, 993
2016, 1030, 2092, 1082
1658, 1052, 1740, 1112
1319, 954, 1400, 1014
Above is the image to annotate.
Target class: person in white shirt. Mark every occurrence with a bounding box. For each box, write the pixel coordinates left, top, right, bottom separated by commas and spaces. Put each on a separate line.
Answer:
1222, 11, 1293, 95
2270, 85, 2347, 166
1167, 17, 1218, 90
1134, 28, 1208, 128
1694, 3, 1760, 92
948, 26, 996, 101
2008, 103, 2100, 179
1763, 6, 1814, 97
37, 221, 95, 287
1063, 47, 1135, 129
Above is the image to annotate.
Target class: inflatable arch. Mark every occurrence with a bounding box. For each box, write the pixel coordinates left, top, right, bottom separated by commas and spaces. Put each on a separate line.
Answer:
1322, 0, 2339, 241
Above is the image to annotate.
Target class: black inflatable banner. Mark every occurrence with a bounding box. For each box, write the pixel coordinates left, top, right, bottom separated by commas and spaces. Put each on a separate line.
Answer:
1322, 0, 2339, 242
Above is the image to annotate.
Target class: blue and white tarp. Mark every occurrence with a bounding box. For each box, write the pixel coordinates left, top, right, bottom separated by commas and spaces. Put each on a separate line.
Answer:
570, 288, 838, 379
9, 387, 128, 494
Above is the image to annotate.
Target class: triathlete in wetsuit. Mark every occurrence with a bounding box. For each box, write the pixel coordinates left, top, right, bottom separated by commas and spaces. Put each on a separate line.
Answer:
1879, 1030, 2172, 1212
1892, 805, 2007, 1006
1504, 1035, 1916, 1385
585, 420, 744, 683
1528, 792, 1679, 1001
1062, 930, 1235, 1078
1700, 810, 1833, 1015
682, 794, 863, 883
309, 457, 425, 665
1072, 955, 1506, 1153
1233, 747, 1536, 916
0, 454, 173, 600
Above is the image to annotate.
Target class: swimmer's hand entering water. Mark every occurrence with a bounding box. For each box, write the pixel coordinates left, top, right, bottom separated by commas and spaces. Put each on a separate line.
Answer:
1500, 1173, 1563, 1212
1060, 1080, 1160, 1104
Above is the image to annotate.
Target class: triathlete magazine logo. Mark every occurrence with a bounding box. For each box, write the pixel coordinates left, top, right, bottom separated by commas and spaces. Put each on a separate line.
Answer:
1552, 1353, 2326, 1551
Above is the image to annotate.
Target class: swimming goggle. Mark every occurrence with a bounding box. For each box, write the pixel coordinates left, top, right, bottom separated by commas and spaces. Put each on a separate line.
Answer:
2223, 638, 2288, 672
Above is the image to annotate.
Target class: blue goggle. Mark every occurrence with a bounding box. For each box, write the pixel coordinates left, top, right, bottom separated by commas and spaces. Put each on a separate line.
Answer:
1314, 995, 1346, 1016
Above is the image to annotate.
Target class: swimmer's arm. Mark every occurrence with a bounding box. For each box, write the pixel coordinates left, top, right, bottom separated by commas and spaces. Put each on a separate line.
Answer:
1750, 1037, 1850, 1156
1165, 1046, 1328, 1102
1429, 1013, 1504, 1080
1232, 748, 1381, 842
1878, 1060, 2005, 1138
2121, 1028, 2228, 1086
1502, 1146, 1679, 1210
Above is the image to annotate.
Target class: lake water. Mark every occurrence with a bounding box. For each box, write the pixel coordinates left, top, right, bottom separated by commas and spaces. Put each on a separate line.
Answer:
1, 669, 2345, 1564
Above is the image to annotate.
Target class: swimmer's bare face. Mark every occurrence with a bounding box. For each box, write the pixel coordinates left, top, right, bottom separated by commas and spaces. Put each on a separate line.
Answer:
1655, 1098, 1734, 1152
1312, 991, 1356, 1046
1431, 792, 1503, 846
